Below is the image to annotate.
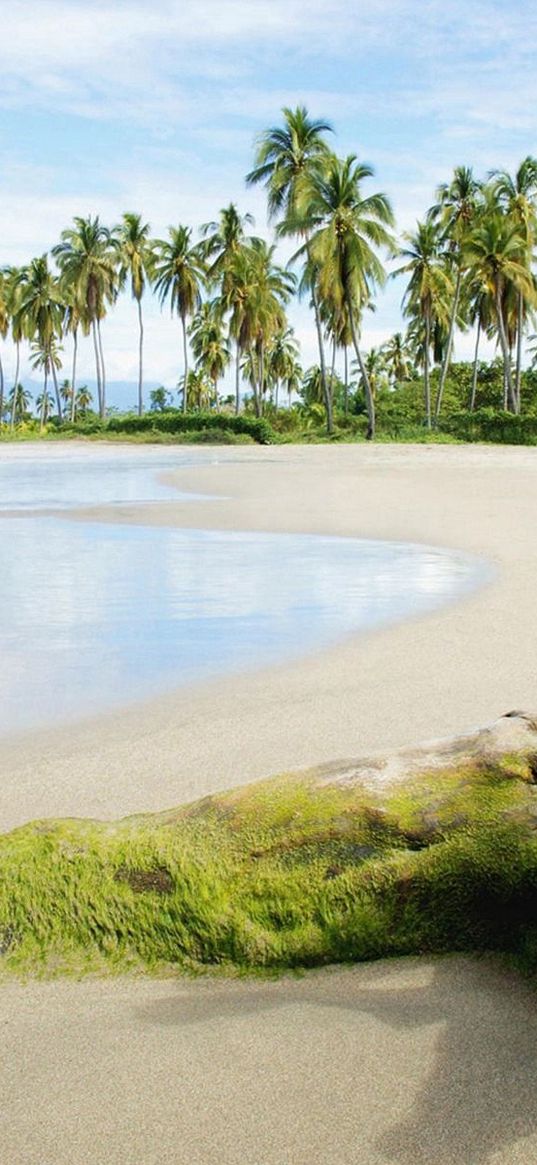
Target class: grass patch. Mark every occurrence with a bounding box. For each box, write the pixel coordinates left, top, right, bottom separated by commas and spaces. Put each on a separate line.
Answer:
3, 755, 537, 977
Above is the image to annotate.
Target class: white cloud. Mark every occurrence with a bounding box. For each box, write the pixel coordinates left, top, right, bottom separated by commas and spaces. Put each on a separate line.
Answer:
1, 1, 537, 385
1, 1, 531, 131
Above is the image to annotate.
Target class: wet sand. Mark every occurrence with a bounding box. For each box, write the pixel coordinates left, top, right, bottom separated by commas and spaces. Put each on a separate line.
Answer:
1, 442, 536, 831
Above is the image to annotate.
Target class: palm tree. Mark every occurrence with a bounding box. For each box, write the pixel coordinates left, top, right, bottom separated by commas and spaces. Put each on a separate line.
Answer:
16, 256, 64, 420
246, 105, 332, 218
200, 204, 257, 414
183, 369, 212, 411
235, 239, 295, 417
4, 268, 26, 428
200, 203, 255, 281
464, 271, 495, 409
301, 365, 324, 405
53, 216, 117, 419
59, 378, 73, 413
115, 213, 154, 416
218, 244, 253, 414
394, 221, 452, 427
60, 292, 86, 422
189, 300, 231, 407
153, 226, 205, 412
353, 347, 389, 399
465, 214, 535, 412
246, 106, 333, 408
32, 339, 62, 427
266, 326, 300, 407
283, 358, 303, 406
303, 154, 395, 438
429, 166, 481, 419
35, 388, 55, 428
8, 383, 32, 426
324, 301, 356, 416
0, 271, 8, 426
381, 332, 413, 385
490, 158, 537, 411
74, 385, 93, 418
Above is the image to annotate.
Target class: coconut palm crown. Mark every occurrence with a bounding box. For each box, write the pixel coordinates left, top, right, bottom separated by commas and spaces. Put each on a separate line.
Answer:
114, 213, 154, 415
153, 226, 205, 412
52, 217, 117, 418
300, 153, 395, 438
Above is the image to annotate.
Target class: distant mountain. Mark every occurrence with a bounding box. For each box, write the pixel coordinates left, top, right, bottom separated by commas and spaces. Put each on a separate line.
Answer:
22, 379, 177, 414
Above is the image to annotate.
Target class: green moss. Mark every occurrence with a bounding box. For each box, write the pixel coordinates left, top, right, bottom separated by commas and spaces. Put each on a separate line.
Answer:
3, 757, 537, 978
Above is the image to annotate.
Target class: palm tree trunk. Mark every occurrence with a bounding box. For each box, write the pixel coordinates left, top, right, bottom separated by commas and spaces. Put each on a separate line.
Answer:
434, 265, 462, 422
97, 319, 106, 419
347, 294, 374, 439
258, 342, 264, 418
495, 286, 516, 412
515, 291, 524, 414
40, 370, 48, 430
137, 297, 144, 416
304, 232, 329, 407
470, 321, 481, 411
235, 339, 241, 415
0, 352, 4, 428
70, 328, 78, 423
51, 361, 63, 421
321, 367, 333, 435
424, 312, 431, 428
323, 334, 336, 436
92, 321, 103, 417
330, 336, 336, 386
344, 346, 349, 418
310, 278, 329, 419
181, 314, 189, 414
10, 342, 20, 429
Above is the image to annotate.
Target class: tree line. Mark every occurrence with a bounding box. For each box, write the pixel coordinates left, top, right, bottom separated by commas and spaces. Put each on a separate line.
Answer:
1, 106, 537, 439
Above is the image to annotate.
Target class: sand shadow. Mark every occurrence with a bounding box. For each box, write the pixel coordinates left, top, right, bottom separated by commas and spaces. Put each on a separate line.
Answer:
136, 956, 537, 1164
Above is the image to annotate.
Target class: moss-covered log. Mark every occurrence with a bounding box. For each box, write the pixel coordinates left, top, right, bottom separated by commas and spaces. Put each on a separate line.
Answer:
3, 713, 537, 977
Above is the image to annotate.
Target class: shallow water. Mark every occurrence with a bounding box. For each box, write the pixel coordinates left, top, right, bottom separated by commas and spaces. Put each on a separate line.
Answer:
0, 444, 218, 510
0, 447, 487, 737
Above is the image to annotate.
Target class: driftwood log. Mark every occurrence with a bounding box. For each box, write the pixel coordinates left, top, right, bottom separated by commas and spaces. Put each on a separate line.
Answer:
312, 711, 537, 790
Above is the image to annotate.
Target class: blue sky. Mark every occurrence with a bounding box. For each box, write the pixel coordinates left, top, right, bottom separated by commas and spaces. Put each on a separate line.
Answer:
2, 0, 537, 400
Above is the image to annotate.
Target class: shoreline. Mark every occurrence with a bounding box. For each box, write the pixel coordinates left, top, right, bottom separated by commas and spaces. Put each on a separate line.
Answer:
1, 441, 536, 832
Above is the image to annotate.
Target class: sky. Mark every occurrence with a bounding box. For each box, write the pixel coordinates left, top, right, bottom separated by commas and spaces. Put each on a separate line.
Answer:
2, 0, 537, 405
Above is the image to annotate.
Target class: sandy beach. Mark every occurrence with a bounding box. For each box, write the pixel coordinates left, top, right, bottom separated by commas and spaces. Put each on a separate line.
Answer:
1, 441, 536, 831
3, 441, 537, 1164
3, 954, 537, 1165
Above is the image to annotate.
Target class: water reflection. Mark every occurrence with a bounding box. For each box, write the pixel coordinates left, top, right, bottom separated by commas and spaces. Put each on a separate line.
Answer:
0, 445, 216, 510
0, 518, 484, 736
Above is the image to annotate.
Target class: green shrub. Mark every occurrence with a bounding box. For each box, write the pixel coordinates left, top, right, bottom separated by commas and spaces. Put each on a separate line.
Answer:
105, 410, 276, 444
441, 408, 537, 445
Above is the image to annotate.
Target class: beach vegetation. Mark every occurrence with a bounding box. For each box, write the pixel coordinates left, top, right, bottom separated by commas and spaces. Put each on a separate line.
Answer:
114, 213, 155, 418
153, 226, 205, 412
52, 217, 118, 420
0, 113, 537, 441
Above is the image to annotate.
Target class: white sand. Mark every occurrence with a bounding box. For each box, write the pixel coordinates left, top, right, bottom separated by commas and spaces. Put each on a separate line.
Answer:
1, 441, 537, 831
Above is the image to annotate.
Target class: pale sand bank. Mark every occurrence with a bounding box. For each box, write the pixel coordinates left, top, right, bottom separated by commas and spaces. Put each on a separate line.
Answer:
1, 442, 537, 832
3, 955, 537, 1165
